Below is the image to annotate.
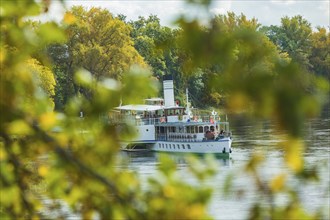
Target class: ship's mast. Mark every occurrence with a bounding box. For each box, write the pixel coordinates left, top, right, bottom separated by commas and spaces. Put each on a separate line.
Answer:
185, 88, 192, 117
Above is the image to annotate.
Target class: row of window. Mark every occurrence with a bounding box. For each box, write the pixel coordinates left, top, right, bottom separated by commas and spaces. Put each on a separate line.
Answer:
158, 143, 191, 150
156, 125, 218, 134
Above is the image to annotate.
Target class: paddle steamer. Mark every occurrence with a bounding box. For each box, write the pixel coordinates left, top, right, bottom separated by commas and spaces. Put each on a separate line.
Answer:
111, 76, 232, 158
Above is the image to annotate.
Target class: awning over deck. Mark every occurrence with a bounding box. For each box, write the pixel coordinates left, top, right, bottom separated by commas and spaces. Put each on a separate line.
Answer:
116, 105, 163, 112
115, 105, 185, 112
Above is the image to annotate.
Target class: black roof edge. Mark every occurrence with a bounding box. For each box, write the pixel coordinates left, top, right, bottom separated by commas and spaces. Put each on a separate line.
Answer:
163, 75, 173, 81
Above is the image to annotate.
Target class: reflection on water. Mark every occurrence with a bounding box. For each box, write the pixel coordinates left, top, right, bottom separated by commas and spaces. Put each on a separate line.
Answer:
119, 115, 330, 219
120, 151, 233, 167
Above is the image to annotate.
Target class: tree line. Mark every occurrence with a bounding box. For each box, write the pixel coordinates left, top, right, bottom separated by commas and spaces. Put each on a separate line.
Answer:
1, 1, 329, 219
46, 6, 329, 111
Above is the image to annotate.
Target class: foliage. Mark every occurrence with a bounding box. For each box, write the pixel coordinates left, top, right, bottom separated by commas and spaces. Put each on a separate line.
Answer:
310, 27, 330, 80
26, 58, 56, 109
261, 15, 314, 72
0, 1, 215, 219
1, 0, 329, 219
48, 6, 147, 104
47, 43, 76, 111
127, 15, 188, 99
67, 6, 146, 81
178, 6, 329, 220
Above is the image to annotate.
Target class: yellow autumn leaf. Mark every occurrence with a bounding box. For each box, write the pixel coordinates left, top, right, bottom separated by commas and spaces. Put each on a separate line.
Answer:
163, 185, 176, 198
0, 47, 6, 64
0, 145, 7, 161
38, 165, 48, 177
185, 204, 206, 219
63, 12, 76, 25
7, 120, 33, 135
269, 174, 286, 192
39, 111, 57, 130
150, 198, 164, 210
283, 138, 304, 172
54, 133, 69, 146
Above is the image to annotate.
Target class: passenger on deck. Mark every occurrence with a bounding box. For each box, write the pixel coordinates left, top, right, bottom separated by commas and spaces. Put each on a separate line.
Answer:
205, 130, 215, 140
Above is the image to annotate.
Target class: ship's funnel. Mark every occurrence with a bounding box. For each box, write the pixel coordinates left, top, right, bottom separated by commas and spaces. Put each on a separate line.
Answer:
163, 75, 175, 107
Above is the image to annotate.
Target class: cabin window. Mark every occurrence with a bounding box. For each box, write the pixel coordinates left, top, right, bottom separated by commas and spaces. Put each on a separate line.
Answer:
187, 144, 191, 149
199, 126, 203, 133
166, 144, 168, 149
195, 126, 198, 133
187, 126, 190, 133
160, 127, 165, 133
210, 126, 215, 132
204, 126, 209, 132
177, 144, 180, 149
182, 144, 185, 149
169, 144, 171, 149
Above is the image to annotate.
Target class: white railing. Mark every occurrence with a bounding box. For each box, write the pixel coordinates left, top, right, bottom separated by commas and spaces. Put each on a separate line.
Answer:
109, 114, 229, 126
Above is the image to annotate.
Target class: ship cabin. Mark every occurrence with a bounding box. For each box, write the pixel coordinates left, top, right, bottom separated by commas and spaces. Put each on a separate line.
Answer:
112, 104, 187, 125
155, 120, 230, 142
144, 98, 164, 106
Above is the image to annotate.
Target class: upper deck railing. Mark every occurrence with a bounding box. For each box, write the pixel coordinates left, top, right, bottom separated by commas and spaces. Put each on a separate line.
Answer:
109, 114, 228, 126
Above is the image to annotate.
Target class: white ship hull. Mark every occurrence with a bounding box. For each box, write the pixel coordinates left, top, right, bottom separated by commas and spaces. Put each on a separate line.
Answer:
152, 137, 232, 158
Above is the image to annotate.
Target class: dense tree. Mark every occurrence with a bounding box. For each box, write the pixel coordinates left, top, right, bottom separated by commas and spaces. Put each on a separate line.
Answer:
128, 16, 186, 96
67, 6, 146, 80
50, 6, 148, 101
129, 15, 166, 78
310, 27, 330, 79
177, 13, 284, 109
261, 15, 313, 70
47, 43, 76, 110
26, 58, 56, 109
47, 6, 148, 105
